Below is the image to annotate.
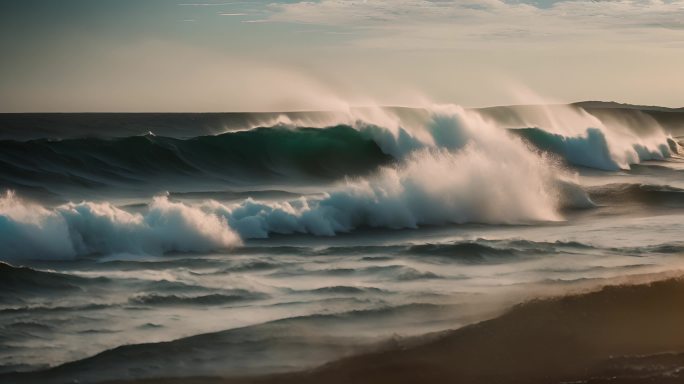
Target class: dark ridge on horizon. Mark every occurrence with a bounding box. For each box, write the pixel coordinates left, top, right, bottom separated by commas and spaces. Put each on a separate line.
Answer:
573, 100, 684, 112
1, 101, 683, 114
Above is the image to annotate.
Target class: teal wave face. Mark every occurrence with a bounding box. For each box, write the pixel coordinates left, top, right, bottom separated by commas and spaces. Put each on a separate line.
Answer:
0, 126, 393, 198
512, 127, 671, 170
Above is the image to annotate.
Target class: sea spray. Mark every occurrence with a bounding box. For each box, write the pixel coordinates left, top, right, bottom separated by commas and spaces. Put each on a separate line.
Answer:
211, 106, 585, 238
213, 146, 563, 239
0, 106, 674, 203
0, 105, 601, 258
481, 104, 673, 170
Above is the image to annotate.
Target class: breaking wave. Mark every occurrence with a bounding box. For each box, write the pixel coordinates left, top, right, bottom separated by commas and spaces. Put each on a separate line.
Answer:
491, 103, 675, 170
0, 105, 675, 202
0, 106, 593, 259
514, 127, 671, 170
0, 191, 241, 260
9, 104, 681, 260
0, 126, 392, 197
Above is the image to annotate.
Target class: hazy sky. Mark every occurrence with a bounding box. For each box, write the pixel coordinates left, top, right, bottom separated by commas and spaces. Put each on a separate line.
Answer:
1, 0, 683, 111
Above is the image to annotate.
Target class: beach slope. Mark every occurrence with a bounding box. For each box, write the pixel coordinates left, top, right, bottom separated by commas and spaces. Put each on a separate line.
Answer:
114, 276, 684, 384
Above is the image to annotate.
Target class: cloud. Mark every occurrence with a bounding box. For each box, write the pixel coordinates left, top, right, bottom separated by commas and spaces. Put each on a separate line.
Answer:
3, 1, 683, 110
266, 0, 684, 48
178, 2, 243, 6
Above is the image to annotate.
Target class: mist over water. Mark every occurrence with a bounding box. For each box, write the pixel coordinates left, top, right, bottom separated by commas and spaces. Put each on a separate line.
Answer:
498, 104, 674, 170
1, 106, 576, 258
1, 102, 683, 383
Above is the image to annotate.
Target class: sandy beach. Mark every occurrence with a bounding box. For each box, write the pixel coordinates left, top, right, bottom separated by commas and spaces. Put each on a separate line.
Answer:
83, 274, 683, 384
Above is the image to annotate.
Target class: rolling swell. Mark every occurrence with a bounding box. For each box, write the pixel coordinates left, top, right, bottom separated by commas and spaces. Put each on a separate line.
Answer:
0, 262, 107, 296
588, 183, 684, 207
0, 302, 459, 384
0, 126, 393, 195
403, 239, 595, 263
129, 291, 266, 306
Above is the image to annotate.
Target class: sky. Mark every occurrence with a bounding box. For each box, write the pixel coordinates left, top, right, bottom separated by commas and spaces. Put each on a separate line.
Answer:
0, 0, 683, 112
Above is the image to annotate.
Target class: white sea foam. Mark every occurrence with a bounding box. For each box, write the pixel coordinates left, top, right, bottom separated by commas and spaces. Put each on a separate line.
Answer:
214, 147, 563, 239
211, 106, 572, 238
0, 192, 240, 260
247, 103, 673, 170
489, 104, 672, 170
0, 105, 602, 258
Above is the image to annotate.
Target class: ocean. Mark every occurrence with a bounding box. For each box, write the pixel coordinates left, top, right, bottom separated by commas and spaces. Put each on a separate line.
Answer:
1, 102, 683, 383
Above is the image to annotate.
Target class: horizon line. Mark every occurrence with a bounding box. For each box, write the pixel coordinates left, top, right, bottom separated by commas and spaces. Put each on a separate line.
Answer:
1, 101, 682, 114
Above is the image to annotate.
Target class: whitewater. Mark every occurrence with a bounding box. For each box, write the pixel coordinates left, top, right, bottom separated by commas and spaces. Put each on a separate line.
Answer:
1, 103, 683, 383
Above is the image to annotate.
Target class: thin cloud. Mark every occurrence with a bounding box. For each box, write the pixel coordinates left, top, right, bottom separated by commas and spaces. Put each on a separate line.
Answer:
266, 0, 684, 47
178, 2, 242, 6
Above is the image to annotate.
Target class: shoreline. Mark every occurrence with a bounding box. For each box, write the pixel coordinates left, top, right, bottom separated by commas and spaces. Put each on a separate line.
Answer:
97, 273, 684, 383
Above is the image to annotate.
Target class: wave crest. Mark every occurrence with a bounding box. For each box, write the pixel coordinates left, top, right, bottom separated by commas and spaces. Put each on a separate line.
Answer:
0, 107, 601, 258
0, 191, 240, 260
514, 127, 670, 170
218, 145, 563, 239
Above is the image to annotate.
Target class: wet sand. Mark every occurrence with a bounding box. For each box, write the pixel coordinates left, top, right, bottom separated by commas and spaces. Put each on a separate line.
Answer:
110, 275, 684, 384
